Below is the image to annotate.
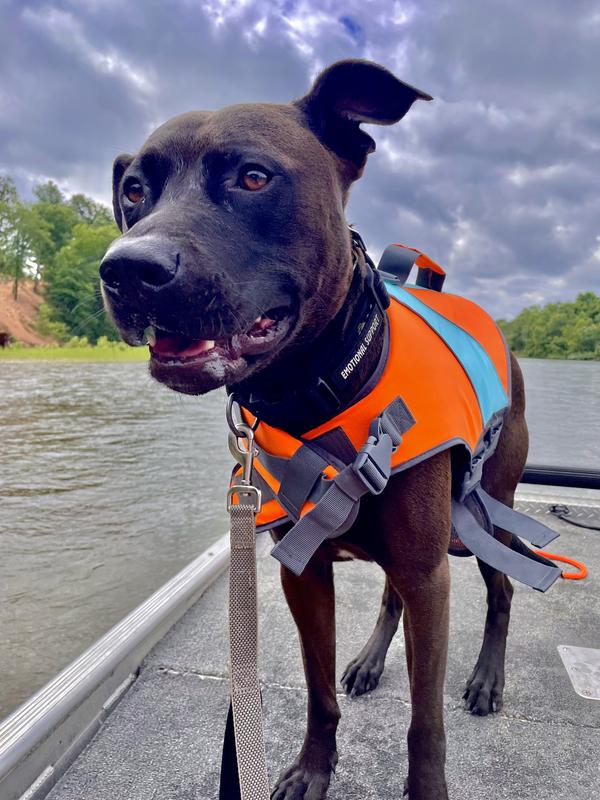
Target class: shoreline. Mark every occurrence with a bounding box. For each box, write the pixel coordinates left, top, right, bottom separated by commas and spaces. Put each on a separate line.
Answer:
1, 347, 599, 363
0, 345, 149, 362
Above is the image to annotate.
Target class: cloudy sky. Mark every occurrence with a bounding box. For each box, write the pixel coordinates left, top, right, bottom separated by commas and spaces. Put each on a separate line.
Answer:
1, 0, 599, 318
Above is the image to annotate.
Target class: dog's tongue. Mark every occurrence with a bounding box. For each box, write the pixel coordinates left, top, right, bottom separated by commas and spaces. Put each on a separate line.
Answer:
148, 317, 277, 359
151, 336, 215, 358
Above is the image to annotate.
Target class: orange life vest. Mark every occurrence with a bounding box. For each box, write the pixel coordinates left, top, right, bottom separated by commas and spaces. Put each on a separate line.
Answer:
230, 244, 561, 591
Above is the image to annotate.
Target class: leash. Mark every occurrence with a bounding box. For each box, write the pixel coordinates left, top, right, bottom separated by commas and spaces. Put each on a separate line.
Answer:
220, 396, 270, 800
533, 549, 588, 580
549, 503, 600, 531
535, 505, 594, 579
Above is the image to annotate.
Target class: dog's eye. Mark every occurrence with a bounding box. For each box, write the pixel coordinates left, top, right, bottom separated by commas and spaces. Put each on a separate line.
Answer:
124, 180, 144, 204
239, 166, 271, 192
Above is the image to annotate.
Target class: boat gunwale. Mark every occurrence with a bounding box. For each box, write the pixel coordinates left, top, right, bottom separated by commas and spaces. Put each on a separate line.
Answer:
0, 534, 230, 800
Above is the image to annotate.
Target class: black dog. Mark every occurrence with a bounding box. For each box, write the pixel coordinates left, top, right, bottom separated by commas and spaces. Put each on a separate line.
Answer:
101, 60, 528, 800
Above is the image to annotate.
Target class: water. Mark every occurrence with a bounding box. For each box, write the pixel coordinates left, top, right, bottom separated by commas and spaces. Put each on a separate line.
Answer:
519, 359, 600, 467
0, 357, 599, 720
0, 362, 232, 720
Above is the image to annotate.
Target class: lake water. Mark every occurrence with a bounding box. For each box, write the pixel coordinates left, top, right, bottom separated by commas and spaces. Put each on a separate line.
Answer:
1, 357, 599, 720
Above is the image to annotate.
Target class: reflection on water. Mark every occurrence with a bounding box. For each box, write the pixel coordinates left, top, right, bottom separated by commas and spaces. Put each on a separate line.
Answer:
0, 361, 232, 719
0, 357, 599, 719
521, 359, 600, 467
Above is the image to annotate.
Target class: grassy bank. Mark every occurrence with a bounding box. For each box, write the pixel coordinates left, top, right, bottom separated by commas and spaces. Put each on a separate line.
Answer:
3, 344, 599, 364
0, 336, 148, 362
513, 351, 600, 361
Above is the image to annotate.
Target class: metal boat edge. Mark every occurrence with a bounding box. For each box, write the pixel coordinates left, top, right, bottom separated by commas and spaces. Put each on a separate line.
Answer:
0, 534, 230, 800
2, 465, 599, 800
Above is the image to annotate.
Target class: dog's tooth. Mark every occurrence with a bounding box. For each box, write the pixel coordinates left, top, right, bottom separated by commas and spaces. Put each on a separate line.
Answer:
143, 325, 157, 347
229, 334, 242, 357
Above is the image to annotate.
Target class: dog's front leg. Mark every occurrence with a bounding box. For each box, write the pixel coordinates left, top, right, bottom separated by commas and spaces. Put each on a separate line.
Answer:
272, 557, 339, 800
393, 560, 450, 800
341, 575, 403, 697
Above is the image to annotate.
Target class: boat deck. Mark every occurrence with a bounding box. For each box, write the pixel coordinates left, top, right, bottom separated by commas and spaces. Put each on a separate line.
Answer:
47, 495, 600, 799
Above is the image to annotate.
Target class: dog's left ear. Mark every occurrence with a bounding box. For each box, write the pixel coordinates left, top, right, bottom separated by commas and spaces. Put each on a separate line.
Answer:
112, 153, 135, 231
295, 59, 432, 179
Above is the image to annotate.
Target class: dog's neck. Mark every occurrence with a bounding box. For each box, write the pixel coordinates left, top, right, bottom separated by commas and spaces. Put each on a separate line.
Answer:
231, 247, 387, 436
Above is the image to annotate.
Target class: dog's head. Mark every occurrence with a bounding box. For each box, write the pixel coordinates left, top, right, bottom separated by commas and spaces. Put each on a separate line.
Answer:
100, 59, 431, 394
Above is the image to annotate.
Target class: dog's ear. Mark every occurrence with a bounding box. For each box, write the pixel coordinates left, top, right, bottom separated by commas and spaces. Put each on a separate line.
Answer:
112, 154, 134, 231
295, 59, 432, 179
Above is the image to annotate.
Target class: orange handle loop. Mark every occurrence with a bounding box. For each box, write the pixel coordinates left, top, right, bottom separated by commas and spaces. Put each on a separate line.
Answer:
534, 550, 588, 581
392, 244, 446, 276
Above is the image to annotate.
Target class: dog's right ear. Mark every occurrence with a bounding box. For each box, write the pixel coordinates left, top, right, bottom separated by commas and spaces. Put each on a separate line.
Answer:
112, 154, 134, 231
295, 59, 432, 182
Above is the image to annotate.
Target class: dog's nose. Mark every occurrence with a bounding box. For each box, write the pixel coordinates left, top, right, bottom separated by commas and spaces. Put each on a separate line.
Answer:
100, 238, 179, 291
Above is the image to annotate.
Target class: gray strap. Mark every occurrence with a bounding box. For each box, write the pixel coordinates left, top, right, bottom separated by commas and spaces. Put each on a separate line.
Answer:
255, 449, 288, 481
271, 398, 415, 575
460, 420, 504, 499
228, 503, 270, 799
248, 468, 273, 499
451, 499, 561, 592
378, 245, 419, 285
380, 396, 416, 444
476, 486, 559, 548
271, 467, 367, 575
277, 445, 329, 520
309, 426, 358, 463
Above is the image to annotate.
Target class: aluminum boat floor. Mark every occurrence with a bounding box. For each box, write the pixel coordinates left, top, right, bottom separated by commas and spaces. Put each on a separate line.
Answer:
47, 499, 600, 799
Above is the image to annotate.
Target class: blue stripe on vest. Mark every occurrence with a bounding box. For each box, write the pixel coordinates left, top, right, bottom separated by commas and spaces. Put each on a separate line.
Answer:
385, 282, 509, 424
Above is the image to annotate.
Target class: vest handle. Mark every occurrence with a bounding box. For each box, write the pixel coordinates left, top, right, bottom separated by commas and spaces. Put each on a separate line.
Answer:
378, 244, 446, 292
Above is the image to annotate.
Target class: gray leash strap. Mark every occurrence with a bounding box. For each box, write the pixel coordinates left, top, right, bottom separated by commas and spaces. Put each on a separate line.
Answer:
228, 504, 270, 799
226, 402, 270, 800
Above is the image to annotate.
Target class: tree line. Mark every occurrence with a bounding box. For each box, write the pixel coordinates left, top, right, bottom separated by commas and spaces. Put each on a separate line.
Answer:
1, 175, 599, 357
498, 291, 600, 360
0, 176, 119, 342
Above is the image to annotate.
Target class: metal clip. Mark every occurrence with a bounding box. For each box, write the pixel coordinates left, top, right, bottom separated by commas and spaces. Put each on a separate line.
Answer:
226, 394, 262, 513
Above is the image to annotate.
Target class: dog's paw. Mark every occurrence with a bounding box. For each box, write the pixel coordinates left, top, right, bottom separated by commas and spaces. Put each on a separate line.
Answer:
463, 660, 504, 716
403, 776, 449, 800
341, 653, 384, 697
271, 752, 337, 800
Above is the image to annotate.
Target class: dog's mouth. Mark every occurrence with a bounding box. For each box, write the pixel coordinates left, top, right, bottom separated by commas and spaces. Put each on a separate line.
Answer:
146, 306, 293, 394
148, 312, 290, 362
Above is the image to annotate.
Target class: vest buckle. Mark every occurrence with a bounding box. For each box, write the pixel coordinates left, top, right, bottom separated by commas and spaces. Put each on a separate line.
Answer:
352, 431, 394, 495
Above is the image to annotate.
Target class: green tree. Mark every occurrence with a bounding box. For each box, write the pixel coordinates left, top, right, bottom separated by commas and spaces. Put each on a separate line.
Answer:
28, 182, 113, 287
33, 180, 64, 205
45, 222, 119, 342
0, 176, 52, 299
1, 176, 117, 332
0, 176, 18, 277
500, 292, 600, 360
69, 193, 114, 226
29, 182, 79, 286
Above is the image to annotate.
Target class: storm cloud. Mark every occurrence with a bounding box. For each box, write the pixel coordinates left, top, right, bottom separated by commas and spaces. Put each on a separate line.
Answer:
1, 0, 598, 317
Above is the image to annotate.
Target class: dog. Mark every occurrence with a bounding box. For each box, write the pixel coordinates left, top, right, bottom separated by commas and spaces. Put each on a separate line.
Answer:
100, 59, 529, 800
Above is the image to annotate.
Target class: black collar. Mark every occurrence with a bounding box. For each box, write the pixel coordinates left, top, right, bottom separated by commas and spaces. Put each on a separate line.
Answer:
232, 230, 390, 435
